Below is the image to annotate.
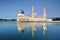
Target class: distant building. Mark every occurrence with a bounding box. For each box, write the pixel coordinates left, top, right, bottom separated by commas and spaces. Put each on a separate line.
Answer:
17, 6, 52, 22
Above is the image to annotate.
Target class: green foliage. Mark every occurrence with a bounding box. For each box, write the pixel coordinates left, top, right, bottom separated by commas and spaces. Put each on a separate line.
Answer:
52, 17, 60, 21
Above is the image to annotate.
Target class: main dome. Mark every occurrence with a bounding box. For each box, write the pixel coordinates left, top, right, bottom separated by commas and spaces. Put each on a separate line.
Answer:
19, 9, 24, 14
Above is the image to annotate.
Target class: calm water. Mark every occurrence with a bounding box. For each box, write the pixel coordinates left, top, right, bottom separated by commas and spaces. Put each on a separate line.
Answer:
0, 22, 60, 40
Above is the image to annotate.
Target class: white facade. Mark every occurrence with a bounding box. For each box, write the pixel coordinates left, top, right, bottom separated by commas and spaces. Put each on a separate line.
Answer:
18, 14, 24, 16
47, 19, 52, 21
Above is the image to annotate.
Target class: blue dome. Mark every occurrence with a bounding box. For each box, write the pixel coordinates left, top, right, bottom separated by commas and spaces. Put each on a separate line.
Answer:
19, 9, 24, 14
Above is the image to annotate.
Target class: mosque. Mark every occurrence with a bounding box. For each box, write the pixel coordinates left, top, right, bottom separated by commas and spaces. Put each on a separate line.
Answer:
17, 6, 52, 22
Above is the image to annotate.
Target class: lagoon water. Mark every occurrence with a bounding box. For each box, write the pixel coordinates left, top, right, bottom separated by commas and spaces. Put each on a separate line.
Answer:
0, 22, 60, 40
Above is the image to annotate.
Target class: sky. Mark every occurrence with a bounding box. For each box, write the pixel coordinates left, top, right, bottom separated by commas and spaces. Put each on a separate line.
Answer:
0, 0, 60, 19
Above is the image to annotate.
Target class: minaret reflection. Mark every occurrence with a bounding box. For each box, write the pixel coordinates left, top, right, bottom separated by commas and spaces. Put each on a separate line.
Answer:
17, 22, 47, 37
42, 23, 47, 36
32, 23, 36, 38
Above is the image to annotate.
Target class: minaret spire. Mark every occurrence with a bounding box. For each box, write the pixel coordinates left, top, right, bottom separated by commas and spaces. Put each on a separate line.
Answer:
43, 7, 47, 20
32, 5, 35, 17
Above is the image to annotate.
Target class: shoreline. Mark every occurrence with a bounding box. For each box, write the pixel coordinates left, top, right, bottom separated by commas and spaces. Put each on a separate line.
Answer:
16, 21, 60, 23
0, 21, 60, 23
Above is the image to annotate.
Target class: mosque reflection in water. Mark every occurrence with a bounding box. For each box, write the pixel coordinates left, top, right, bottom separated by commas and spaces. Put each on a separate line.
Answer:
17, 22, 47, 38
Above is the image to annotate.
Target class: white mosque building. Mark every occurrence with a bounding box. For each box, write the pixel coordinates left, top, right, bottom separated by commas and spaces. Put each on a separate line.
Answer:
17, 6, 52, 22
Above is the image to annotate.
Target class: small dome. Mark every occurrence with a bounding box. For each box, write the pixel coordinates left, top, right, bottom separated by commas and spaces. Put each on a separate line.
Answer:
19, 9, 24, 14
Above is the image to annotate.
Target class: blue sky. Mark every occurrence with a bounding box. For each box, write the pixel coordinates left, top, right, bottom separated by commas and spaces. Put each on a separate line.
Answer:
0, 0, 60, 19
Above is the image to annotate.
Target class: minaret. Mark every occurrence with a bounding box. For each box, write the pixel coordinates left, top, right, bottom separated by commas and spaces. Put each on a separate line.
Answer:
43, 7, 47, 20
32, 6, 34, 17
